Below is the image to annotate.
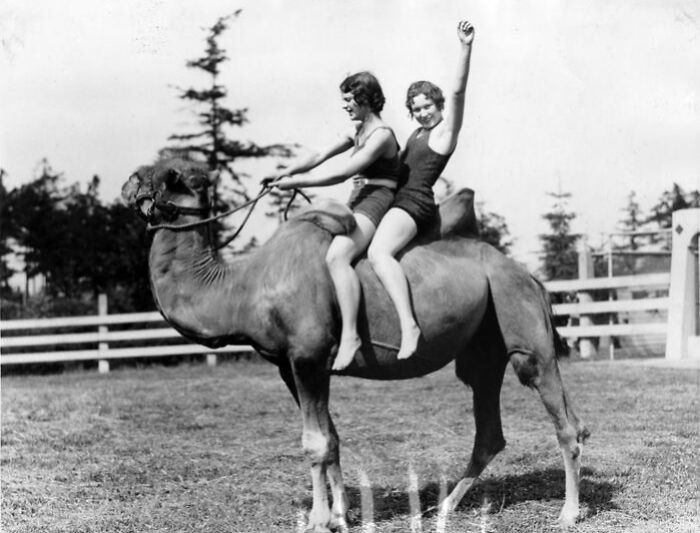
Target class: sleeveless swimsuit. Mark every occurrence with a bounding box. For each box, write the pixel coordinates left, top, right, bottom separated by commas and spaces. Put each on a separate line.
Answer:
392, 126, 453, 227
347, 126, 401, 227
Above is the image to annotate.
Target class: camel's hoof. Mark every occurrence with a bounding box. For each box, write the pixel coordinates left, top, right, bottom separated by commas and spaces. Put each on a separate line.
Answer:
438, 497, 456, 516
304, 526, 332, 533
329, 513, 348, 532
558, 504, 579, 528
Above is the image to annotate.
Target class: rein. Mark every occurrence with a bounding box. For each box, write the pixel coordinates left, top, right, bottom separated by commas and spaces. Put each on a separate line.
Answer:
145, 185, 312, 251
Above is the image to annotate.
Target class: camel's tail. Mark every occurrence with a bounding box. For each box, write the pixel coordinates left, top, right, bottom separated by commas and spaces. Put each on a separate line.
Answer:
531, 275, 570, 358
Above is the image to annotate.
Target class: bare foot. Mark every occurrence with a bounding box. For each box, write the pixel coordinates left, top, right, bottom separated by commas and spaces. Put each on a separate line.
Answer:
397, 323, 421, 360
332, 335, 362, 371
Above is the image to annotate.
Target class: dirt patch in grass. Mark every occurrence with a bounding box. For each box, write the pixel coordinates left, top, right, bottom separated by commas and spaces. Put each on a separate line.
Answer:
2, 359, 698, 532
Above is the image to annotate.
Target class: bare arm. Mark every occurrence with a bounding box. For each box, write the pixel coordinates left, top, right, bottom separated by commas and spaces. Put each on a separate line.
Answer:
276, 129, 394, 190
276, 134, 354, 179
431, 20, 475, 155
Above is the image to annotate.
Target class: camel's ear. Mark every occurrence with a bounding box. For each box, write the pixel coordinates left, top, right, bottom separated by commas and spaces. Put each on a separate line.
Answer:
165, 167, 183, 188
121, 173, 142, 205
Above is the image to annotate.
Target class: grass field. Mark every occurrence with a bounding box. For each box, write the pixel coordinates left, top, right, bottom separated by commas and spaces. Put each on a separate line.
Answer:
2, 358, 698, 533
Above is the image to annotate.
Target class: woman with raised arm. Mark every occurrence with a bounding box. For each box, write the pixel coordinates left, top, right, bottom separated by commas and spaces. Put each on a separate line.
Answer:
270, 71, 401, 370
363, 20, 475, 364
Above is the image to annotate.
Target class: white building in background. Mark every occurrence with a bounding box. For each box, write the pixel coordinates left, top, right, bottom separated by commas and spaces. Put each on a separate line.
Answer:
4, 240, 45, 296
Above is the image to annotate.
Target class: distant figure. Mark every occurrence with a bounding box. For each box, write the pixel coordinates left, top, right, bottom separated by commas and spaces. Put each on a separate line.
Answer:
366, 20, 475, 362
269, 71, 400, 370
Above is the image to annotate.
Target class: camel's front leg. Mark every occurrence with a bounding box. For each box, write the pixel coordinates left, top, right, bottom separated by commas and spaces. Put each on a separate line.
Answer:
293, 358, 348, 533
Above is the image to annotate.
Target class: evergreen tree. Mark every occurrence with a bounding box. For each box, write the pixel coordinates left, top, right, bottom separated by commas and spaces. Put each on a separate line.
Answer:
609, 190, 648, 275
1, 161, 153, 310
476, 202, 512, 255
618, 191, 645, 250
100, 200, 154, 311
647, 182, 698, 227
539, 189, 580, 281
164, 11, 292, 245
646, 182, 699, 250
3, 159, 66, 294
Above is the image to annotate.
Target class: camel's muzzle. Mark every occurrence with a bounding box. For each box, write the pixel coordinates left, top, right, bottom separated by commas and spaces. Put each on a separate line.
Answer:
134, 189, 209, 224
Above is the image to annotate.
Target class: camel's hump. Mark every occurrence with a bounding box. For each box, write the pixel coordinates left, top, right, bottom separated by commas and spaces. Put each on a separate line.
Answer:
293, 200, 357, 236
437, 188, 480, 239
407, 188, 480, 244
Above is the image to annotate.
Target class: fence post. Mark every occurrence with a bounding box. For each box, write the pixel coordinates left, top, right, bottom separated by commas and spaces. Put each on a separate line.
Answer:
665, 208, 700, 360
206, 353, 218, 367
97, 294, 110, 373
577, 240, 597, 359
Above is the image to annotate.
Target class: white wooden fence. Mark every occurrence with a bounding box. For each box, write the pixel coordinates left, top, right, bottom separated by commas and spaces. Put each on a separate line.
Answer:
0, 272, 672, 371
547, 272, 670, 359
0, 295, 251, 372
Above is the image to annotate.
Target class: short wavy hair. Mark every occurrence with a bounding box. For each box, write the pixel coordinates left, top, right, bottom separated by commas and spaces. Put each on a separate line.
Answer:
405, 81, 445, 115
339, 71, 386, 114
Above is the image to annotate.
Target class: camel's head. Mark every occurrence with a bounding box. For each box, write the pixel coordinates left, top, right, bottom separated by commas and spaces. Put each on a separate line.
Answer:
122, 159, 218, 224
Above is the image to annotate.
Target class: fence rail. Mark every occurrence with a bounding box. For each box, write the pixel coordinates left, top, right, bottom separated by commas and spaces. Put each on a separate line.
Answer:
552, 297, 668, 315
1, 270, 671, 369
544, 272, 669, 355
1, 344, 250, 365
0, 299, 250, 372
2, 311, 162, 330
544, 272, 669, 292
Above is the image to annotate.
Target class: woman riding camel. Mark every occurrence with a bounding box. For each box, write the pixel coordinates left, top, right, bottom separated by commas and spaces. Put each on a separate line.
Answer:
362, 20, 475, 364
269, 71, 401, 371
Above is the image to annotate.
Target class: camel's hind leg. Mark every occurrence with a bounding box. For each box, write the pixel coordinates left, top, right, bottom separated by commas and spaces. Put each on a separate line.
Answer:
511, 351, 588, 527
440, 329, 508, 516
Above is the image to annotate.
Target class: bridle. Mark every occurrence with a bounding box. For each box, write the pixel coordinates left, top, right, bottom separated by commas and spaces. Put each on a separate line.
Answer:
135, 182, 311, 250
134, 189, 211, 225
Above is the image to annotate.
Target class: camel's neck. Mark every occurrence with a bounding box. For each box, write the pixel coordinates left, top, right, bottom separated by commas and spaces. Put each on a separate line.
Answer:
149, 227, 253, 344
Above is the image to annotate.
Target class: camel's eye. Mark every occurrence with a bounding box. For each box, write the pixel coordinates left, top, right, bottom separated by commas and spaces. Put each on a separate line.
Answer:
185, 174, 209, 191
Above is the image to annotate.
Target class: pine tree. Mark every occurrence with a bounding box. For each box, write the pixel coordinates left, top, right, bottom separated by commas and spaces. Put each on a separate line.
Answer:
164, 11, 292, 243
539, 189, 580, 281
618, 191, 645, 250
609, 190, 648, 275
476, 202, 512, 255
647, 182, 698, 227
646, 182, 699, 250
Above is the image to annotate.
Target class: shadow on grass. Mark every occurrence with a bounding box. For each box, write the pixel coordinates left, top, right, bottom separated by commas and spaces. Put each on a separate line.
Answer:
303, 467, 620, 527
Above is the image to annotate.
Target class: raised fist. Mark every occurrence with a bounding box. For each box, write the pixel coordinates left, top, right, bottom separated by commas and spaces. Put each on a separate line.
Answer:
457, 20, 475, 44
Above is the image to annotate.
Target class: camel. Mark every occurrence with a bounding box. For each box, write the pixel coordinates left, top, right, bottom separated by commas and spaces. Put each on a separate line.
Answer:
122, 158, 589, 531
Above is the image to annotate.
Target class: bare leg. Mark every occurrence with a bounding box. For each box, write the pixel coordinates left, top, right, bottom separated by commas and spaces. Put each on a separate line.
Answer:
326, 214, 376, 371
367, 208, 420, 359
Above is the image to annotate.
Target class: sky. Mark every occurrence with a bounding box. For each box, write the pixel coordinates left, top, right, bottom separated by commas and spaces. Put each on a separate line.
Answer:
1, 0, 699, 267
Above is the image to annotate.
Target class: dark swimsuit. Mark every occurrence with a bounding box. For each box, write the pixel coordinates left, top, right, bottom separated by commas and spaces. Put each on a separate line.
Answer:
347, 126, 401, 227
392, 126, 453, 228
